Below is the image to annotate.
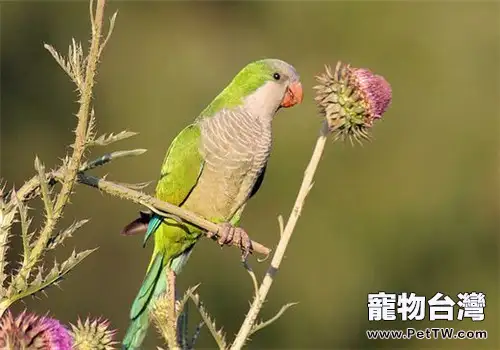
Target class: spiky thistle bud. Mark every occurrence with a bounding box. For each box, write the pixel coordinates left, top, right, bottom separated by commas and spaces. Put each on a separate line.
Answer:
0, 310, 72, 350
70, 317, 117, 350
314, 61, 392, 143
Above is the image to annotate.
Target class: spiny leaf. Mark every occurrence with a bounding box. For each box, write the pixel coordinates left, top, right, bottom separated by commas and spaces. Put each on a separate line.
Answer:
79, 149, 147, 172
189, 293, 228, 349
86, 108, 97, 142
68, 37, 85, 91
47, 219, 89, 250
59, 249, 96, 274
31, 267, 44, 289
13, 191, 31, 266
34, 157, 54, 219
176, 284, 200, 315
98, 11, 118, 58
44, 43, 75, 81
87, 131, 139, 147
6, 249, 97, 305
0, 189, 16, 293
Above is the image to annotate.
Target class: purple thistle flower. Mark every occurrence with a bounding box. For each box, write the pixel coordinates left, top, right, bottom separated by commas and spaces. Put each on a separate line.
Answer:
0, 310, 73, 350
350, 68, 392, 120
314, 61, 392, 143
39, 316, 73, 350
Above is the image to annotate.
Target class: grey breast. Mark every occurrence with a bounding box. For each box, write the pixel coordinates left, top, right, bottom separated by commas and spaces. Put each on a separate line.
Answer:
183, 107, 272, 220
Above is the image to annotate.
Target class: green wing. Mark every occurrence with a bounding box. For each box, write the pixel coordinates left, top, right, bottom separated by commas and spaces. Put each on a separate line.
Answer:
156, 123, 204, 204
143, 124, 204, 245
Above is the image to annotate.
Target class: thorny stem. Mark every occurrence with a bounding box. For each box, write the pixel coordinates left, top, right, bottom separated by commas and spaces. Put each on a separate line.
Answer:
3, 0, 108, 316
231, 122, 329, 350
53, 0, 104, 215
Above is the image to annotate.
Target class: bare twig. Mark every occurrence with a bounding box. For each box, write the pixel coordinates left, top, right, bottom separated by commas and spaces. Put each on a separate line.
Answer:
248, 302, 298, 337
243, 260, 259, 296
230, 122, 329, 349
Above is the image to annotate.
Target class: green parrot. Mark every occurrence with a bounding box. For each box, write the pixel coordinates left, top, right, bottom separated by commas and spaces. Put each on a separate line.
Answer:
121, 59, 303, 349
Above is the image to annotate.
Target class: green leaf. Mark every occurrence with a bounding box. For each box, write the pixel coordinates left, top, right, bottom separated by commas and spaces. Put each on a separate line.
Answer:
6, 248, 97, 305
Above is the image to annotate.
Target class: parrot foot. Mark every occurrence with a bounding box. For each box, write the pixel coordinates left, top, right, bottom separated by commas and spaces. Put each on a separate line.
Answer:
208, 223, 252, 260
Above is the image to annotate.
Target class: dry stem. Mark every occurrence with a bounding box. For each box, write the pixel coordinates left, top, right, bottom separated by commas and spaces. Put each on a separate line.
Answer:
231, 122, 329, 349
71, 172, 271, 256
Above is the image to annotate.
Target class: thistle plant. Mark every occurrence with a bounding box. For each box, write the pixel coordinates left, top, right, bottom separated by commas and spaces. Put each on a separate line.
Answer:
1, 0, 392, 349
0, 311, 117, 350
0, 0, 119, 316
314, 62, 392, 143
0, 311, 72, 350
70, 317, 117, 350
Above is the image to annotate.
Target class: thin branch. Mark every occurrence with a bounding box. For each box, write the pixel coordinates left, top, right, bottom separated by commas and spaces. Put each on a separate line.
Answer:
248, 302, 298, 337
4, 151, 270, 258
66, 172, 271, 256
230, 122, 329, 349
243, 260, 259, 296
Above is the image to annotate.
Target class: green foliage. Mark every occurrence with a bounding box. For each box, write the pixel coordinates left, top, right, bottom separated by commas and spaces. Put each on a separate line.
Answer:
0, 0, 123, 321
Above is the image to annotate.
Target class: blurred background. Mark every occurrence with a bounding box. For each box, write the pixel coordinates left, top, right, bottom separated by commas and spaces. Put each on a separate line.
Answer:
1, 1, 498, 349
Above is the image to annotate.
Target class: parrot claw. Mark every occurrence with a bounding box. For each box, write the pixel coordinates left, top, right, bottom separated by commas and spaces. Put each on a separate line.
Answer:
210, 223, 252, 260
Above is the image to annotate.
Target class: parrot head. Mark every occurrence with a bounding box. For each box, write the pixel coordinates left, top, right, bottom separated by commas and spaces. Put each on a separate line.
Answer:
255, 58, 303, 108
202, 58, 303, 119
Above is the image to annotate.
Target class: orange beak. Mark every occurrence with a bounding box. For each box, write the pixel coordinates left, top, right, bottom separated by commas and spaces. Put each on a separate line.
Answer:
280, 81, 303, 108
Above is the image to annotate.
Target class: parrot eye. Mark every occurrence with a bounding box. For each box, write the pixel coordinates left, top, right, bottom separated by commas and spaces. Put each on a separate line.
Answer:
272, 72, 281, 81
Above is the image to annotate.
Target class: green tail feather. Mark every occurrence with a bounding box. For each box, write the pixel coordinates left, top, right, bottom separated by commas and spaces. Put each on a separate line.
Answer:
122, 249, 194, 350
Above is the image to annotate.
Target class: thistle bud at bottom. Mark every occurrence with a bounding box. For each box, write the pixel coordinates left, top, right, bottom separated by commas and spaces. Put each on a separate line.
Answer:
0, 311, 72, 350
70, 317, 117, 350
314, 61, 392, 143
